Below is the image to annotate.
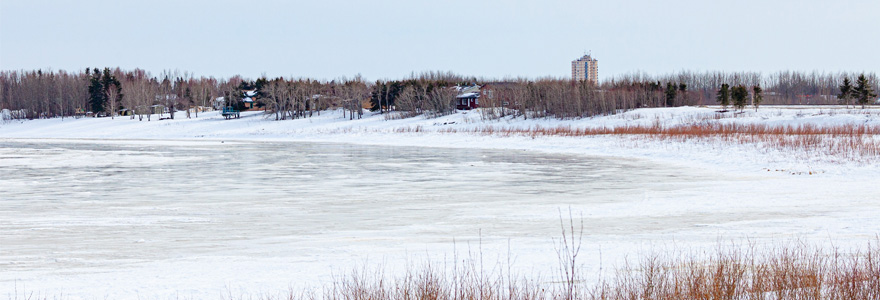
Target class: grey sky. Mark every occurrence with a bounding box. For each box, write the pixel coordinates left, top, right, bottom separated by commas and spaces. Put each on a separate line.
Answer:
2, 0, 878, 81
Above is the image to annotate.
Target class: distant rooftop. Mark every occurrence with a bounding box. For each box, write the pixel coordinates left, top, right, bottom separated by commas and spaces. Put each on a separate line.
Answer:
574, 54, 597, 62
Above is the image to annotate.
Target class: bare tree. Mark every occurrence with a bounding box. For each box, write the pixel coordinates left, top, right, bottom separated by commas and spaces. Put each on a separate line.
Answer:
106, 81, 121, 119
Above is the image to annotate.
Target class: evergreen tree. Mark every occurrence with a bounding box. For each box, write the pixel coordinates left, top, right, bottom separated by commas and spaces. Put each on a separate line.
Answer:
838, 77, 854, 107
254, 77, 269, 101
854, 74, 877, 109
230, 80, 252, 111
731, 85, 748, 112
716, 83, 730, 111
752, 85, 763, 111
370, 81, 402, 112
87, 68, 106, 115
665, 82, 676, 107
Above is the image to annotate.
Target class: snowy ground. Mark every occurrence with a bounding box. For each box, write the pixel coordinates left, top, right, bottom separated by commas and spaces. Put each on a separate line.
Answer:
3, 106, 880, 176
1, 106, 879, 299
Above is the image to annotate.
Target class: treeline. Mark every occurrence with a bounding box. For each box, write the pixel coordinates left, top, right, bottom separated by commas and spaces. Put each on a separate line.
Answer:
0, 68, 376, 121
254, 75, 370, 121
0, 69, 89, 120
0, 68, 232, 120
368, 70, 877, 120
610, 70, 879, 105
1, 68, 877, 121
369, 73, 650, 120
371, 71, 475, 118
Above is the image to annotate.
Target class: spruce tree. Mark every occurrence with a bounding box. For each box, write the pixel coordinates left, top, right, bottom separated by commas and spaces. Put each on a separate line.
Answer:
732, 85, 748, 112
854, 74, 877, 109
752, 85, 763, 111
665, 82, 676, 107
716, 83, 730, 111
838, 77, 854, 107
87, 68, 106, 115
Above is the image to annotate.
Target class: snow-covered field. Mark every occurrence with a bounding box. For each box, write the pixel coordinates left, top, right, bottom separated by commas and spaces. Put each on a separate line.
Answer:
1, 106, 879, 299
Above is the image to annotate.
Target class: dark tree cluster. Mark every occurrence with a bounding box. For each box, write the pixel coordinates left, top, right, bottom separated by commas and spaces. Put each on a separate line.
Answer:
87, 68, 121, 117
838, 74, 878, 109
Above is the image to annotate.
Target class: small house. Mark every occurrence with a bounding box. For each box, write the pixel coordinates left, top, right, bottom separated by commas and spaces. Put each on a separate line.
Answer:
212, 97, 226, 110
241, 90, 259, 110
242, 97, 255, 109
456, 85, 481, 110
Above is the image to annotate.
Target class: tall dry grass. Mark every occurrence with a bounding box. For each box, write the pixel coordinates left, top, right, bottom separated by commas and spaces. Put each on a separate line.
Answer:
10, 237, 878, 300
12, 240, 878, 300
220, 239, 880, 300
586, 241, 880, 300
426, 123, 880, 160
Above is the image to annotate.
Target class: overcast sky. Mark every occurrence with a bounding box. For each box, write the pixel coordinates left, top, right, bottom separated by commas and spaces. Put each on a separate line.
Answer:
2, 0, 878, 81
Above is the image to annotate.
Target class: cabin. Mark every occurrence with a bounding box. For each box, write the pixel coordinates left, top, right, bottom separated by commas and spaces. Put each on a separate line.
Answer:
241, 90, 259, 110
212, 97, 226, 110
242, 97, 255, 109
456, 85, 481, 110
456, 92, 479, 110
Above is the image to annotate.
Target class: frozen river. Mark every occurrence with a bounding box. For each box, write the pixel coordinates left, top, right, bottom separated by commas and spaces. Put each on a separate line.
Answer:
1, 139, 877, 299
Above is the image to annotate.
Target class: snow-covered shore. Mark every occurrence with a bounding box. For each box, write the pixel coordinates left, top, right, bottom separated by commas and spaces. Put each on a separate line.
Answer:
2, 106, 879, 176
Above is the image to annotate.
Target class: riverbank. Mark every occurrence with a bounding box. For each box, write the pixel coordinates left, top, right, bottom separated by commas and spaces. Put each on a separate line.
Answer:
3, 106, 879, 177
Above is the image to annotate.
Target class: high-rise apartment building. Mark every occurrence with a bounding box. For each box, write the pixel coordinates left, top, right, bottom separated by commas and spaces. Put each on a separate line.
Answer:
571, 54, 599, 83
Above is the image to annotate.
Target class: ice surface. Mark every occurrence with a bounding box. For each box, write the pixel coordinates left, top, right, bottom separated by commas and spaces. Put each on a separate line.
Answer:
1, 139, 878, 299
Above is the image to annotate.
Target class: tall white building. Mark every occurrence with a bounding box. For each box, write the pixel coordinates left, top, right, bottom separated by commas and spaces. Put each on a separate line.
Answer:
571, 54, 599, 84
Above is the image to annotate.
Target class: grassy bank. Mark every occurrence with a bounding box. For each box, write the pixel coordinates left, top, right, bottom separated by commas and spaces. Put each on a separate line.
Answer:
212, 239, 880, 300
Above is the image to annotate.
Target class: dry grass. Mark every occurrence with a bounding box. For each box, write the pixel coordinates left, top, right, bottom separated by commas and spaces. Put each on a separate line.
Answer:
9, 238, 878, 300
215, 239, 880, 300
586, 241, 880, 300
10, 240, 878, 300
426, 123, 880, 161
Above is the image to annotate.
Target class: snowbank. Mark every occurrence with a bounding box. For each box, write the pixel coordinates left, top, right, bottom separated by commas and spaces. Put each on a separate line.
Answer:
0, 109, 10, 123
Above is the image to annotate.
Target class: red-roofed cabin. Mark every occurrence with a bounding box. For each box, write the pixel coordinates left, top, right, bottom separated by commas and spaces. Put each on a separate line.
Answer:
456, 92, 479, 110
456, 85, 481, 110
